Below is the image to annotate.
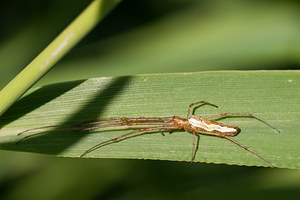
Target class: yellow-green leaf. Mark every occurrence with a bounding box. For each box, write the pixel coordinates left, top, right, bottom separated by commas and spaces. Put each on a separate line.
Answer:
0, 71, 299, 169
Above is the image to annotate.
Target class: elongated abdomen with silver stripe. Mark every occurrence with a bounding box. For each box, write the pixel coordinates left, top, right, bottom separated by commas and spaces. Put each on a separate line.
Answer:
188, 115, 239, 134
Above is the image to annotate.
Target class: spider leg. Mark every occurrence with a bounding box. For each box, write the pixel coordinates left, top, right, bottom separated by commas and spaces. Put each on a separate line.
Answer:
18, 124, 77, 135
16, 131, 53, 144
78, 117, 173, 126
18, 117, 173, 135
191, 131, 196, 162
208, 113, 279, 132
187, 101, 218, 118
16, 120, 175, 144
80, 126, 177, 157
224, 135, 274, 167
17, 118, 124, 135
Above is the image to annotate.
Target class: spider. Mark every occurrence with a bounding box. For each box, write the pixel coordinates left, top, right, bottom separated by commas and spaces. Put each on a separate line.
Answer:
17, 101, 279, 167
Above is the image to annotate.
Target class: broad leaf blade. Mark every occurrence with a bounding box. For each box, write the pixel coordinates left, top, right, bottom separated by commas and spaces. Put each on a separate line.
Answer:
0, 71, 299, 169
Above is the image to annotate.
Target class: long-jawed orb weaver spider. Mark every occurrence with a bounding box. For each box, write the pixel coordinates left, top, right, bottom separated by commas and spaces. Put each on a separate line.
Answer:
17, 101, 279, 167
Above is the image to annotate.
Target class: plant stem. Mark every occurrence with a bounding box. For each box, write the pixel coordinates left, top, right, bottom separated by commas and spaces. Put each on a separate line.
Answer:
0, 0, 122, 117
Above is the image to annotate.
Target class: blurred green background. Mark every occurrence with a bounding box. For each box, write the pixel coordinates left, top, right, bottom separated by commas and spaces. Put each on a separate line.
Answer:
0, 0, 299, 199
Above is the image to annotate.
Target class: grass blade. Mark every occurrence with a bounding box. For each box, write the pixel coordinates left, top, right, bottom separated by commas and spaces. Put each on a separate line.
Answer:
0, 71, 299, 169
0, 0, 121, 116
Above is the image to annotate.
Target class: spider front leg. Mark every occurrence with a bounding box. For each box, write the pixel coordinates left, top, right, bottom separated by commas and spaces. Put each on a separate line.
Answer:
18, 117, 174, 135
16, 120, 175, 144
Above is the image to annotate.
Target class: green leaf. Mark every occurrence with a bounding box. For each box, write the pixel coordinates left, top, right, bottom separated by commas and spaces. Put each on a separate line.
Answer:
0, 71, 299, 169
